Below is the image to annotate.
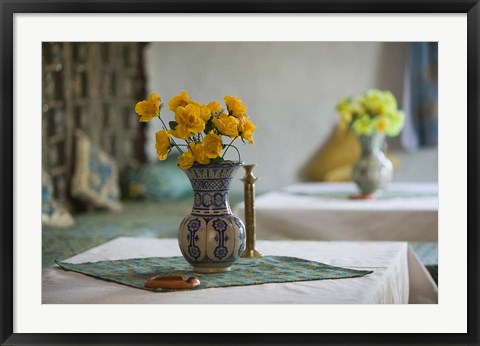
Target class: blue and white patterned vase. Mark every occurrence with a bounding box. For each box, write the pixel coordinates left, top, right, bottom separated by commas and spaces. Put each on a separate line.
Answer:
352, 133, 393, 195
178, 162, 246, 273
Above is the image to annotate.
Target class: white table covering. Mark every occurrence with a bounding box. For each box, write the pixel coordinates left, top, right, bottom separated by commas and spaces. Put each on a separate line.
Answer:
42, 237, 437, 304
233, 182, 438, 241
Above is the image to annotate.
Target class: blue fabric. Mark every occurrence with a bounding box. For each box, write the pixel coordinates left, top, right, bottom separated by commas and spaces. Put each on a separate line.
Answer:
71, 130, 122, 211
401, 42, 438, 151
87, 145, 120, 207
42, 175, 55, 217
136, 161, 192, 201
42, 171, 75, 228
55, 255, 373, 292
122, 160, 192, 201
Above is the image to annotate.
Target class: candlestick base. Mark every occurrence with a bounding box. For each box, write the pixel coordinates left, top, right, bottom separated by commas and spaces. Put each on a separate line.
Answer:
241, 248, 263, 258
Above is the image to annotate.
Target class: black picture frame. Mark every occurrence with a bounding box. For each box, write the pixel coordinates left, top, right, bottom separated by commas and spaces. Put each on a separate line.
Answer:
1, 1, 478, 345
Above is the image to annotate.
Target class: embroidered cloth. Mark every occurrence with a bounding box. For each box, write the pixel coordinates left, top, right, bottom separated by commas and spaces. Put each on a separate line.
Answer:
55, 256, 372, 292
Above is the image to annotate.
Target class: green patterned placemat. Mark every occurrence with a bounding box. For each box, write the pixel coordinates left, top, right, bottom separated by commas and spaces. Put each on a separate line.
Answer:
55, 256, 373, 292
283, 190, 437, 200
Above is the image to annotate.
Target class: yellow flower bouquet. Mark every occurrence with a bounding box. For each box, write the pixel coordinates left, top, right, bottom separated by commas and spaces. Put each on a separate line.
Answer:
135, 90, 256, 272
336, 89, 405, 137
135, 90, 256, 169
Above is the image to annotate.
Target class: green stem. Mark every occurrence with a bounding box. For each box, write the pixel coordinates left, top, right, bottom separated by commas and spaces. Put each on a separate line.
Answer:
157, 116, 169, 131
229, 145, 242, 163
222, 136, 241, 162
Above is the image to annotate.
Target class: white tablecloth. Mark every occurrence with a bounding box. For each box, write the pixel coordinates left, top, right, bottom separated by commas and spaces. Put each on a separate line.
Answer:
42, 237, 437, 304
233, 182, 438, 241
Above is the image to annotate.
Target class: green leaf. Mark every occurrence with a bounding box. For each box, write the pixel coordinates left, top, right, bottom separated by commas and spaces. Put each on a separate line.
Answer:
203, 118, 214, 134
169, 121, 178, 130
212, 157, 224, 164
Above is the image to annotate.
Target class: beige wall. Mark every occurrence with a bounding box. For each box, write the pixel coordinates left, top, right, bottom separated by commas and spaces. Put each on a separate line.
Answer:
144, 42, 437, 192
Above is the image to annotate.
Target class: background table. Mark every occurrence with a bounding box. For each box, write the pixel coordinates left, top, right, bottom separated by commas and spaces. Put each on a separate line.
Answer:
42, 237, 437, 304
234, 182, 438, 241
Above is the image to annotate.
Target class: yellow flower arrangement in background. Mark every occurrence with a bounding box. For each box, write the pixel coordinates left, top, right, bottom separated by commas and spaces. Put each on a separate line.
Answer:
135, 90, 256, 169
336, 89, 405, 137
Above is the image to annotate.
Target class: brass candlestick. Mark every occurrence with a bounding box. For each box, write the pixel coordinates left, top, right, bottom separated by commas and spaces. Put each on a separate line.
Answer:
240, 164, 263, 258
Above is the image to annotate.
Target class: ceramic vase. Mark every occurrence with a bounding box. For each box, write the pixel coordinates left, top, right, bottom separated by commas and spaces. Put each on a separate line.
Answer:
178, 162, 246, 273
352, 133, 393, 195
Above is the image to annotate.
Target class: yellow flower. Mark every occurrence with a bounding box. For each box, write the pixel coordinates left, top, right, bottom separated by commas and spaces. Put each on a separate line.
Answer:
336, 97, 354, 115
169, 127, 188, 140
203, 131, 223, 159
178, 150, 195, 169
238, 116, 256, 144
361, 89, 398, 116
168, 90, 190, 111
382, 91, 398, 113
361, 89, 384, 116
213, 113, 239, 139
338, 90, 403, 136
170, 104, 205, 139
386, 110, 405, 136
352, 116, 374, 136
224, 96, 247, 117
155, 130, 170, 160
337, 96, 365, 129
199, 105, 212, 122
189, 99, 201, 107
190, 143, 210, 165
207, 101, 222, 115
135, 92, 161, 122
375, 116, 390, 133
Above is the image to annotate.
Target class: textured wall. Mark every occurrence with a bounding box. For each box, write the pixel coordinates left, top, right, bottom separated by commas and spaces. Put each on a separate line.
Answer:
144, 42, 437, 192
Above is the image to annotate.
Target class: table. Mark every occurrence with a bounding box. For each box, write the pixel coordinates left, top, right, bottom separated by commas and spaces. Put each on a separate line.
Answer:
233, 182, 438, 242
42, 237, 437, 304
